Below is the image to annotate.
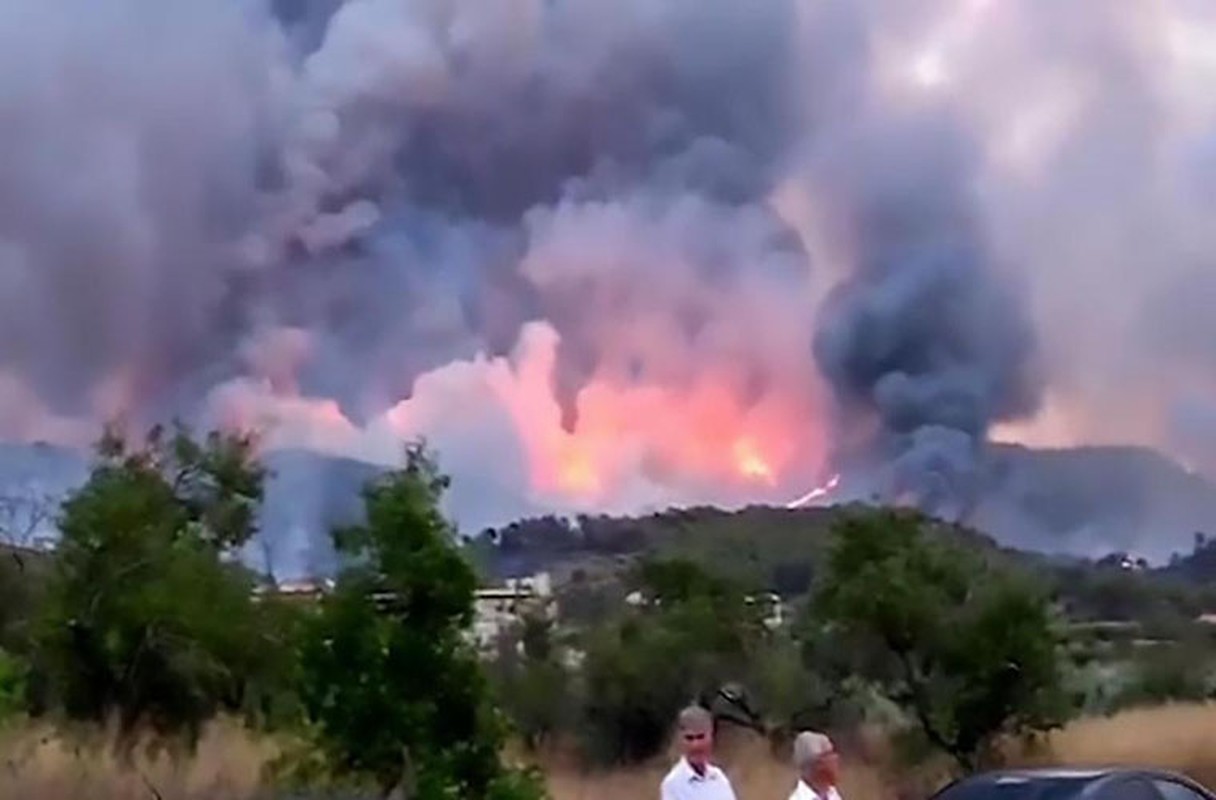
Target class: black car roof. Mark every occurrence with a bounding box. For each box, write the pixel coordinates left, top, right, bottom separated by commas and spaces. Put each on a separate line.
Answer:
935, 767, 1212, 798
957, 768, 1196, 783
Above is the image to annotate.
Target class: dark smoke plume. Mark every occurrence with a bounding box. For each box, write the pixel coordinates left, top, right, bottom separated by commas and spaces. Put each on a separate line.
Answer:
811, 112, 1040, 518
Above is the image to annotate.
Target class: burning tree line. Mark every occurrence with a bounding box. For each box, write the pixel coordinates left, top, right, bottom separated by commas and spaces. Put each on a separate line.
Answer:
0, 423, 1095, 796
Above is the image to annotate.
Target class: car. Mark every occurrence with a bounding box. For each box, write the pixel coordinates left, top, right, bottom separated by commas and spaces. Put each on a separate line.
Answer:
931, 768, 1216, 800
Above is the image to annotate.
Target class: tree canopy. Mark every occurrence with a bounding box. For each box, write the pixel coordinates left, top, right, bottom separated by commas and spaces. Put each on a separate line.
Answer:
295, 443, 543, 799
30, 423, 278, 750
809, 508, 1070, 771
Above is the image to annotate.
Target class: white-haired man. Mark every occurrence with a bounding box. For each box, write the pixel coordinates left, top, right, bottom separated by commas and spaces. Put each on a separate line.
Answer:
790, 730, 843, 800
660, 706, 738, 800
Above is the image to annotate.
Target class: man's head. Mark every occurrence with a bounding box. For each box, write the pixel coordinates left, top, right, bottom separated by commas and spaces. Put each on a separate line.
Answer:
677, 705, 715, 767
793, 730, 839, 786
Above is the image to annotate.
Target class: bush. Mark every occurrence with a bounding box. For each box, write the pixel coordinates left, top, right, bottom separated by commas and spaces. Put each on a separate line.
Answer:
489, 615, 574, 751
576, 558, 765, 764
0, 647, 27, 722
1112, 645, 1216, 710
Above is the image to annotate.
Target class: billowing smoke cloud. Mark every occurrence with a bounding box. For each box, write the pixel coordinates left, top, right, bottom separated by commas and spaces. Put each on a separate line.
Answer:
3, 0, 1216, 557
0, 0, 286, 424
810, 111, 1040, 518
248, 0, 808, 421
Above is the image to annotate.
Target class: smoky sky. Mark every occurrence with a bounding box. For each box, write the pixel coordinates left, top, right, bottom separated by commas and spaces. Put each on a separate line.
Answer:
232, 0, 811, 429
2, 0, 1216, 536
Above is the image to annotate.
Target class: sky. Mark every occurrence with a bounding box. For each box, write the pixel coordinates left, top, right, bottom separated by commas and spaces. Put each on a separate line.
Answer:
2, 0, 1216, 534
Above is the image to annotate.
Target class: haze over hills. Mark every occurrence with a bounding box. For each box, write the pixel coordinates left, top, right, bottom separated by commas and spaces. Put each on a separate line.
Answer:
974, 444, 1216, 560
1, 440, 1214, 579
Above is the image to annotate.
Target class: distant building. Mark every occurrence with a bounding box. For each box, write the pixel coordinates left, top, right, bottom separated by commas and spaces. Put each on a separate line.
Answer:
470, 572, 555, 654
624, 587, 788, 630
747, 591, 787, 630
1096, 551, 1149, 571
256, 571, 557, 656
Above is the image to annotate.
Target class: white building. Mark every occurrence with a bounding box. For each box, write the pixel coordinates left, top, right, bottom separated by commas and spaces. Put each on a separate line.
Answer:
623, 588, 787, 630
470, 572, 555, 654
259, 572, 557, 657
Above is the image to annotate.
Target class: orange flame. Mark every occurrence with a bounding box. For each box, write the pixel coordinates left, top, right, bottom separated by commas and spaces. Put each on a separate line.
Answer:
479, 323, 829, 503
214, 321, 831, 509
733, 437, 776, 484
555, 446, 603, 495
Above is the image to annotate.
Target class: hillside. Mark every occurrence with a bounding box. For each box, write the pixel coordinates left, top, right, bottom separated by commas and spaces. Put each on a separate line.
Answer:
474, 503, 995, 585
474, 501, 1216, 633
3, 440, 1216, 581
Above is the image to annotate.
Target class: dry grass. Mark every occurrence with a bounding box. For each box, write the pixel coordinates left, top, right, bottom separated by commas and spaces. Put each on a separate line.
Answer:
1036, 703, 1216, 787
5, 704, 1216, 799
546, 703, 1216, 800
0, 718, 272, 800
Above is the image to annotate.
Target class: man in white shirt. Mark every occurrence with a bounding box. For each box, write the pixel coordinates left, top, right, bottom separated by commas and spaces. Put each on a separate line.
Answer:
660, 706, 738, 800
790, 730, 844, 800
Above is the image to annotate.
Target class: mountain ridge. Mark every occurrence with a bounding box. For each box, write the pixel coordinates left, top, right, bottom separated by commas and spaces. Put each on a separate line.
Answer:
0, 440, 1212, 577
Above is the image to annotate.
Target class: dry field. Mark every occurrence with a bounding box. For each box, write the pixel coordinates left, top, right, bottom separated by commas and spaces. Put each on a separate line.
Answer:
4, 704, 1216, 800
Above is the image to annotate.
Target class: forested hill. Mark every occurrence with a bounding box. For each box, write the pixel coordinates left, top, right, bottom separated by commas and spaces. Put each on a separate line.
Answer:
469, 504, 997, 594
469, 503, 1216, 628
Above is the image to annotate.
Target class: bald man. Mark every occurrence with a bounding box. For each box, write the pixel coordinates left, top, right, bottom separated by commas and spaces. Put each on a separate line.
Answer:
660, 706, 738, 800
790, 731, 843, 800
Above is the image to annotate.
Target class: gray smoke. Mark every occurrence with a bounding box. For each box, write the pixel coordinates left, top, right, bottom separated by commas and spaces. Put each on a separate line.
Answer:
0, 0, 277, 422
2, 0, 1216, 556
0, 0, 812, 428
1170, 396, 1216, 477
252, 0, 807, 428
810, 112, 1040, 517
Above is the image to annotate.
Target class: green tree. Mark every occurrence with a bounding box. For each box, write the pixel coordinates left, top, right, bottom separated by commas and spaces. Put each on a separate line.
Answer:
30, 423, 280, 750
0, 647, 27, 723
746, 632, 861, 751
0, 542, 44, 663
810, 508, 1069, 772
239, 592, 310, 733
490, 614, 573, 752
295, 443, 545, 799
578, 557, 766, 764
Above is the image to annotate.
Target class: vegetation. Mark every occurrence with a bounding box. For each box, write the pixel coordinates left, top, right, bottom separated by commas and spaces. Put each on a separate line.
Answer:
577, 558, 767, 763
292, 444, 540, 798
0, 428, 545, 799
1, 423, 1216, 797
488, 614, 573, 752
8, 702, 1216, 800
28, 423, 274, 750
808, 509, 1069, 770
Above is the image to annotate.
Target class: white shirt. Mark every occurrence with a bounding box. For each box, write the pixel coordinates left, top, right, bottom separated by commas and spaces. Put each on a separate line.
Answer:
660, 757, 737, 800
791, 781, 843, 800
